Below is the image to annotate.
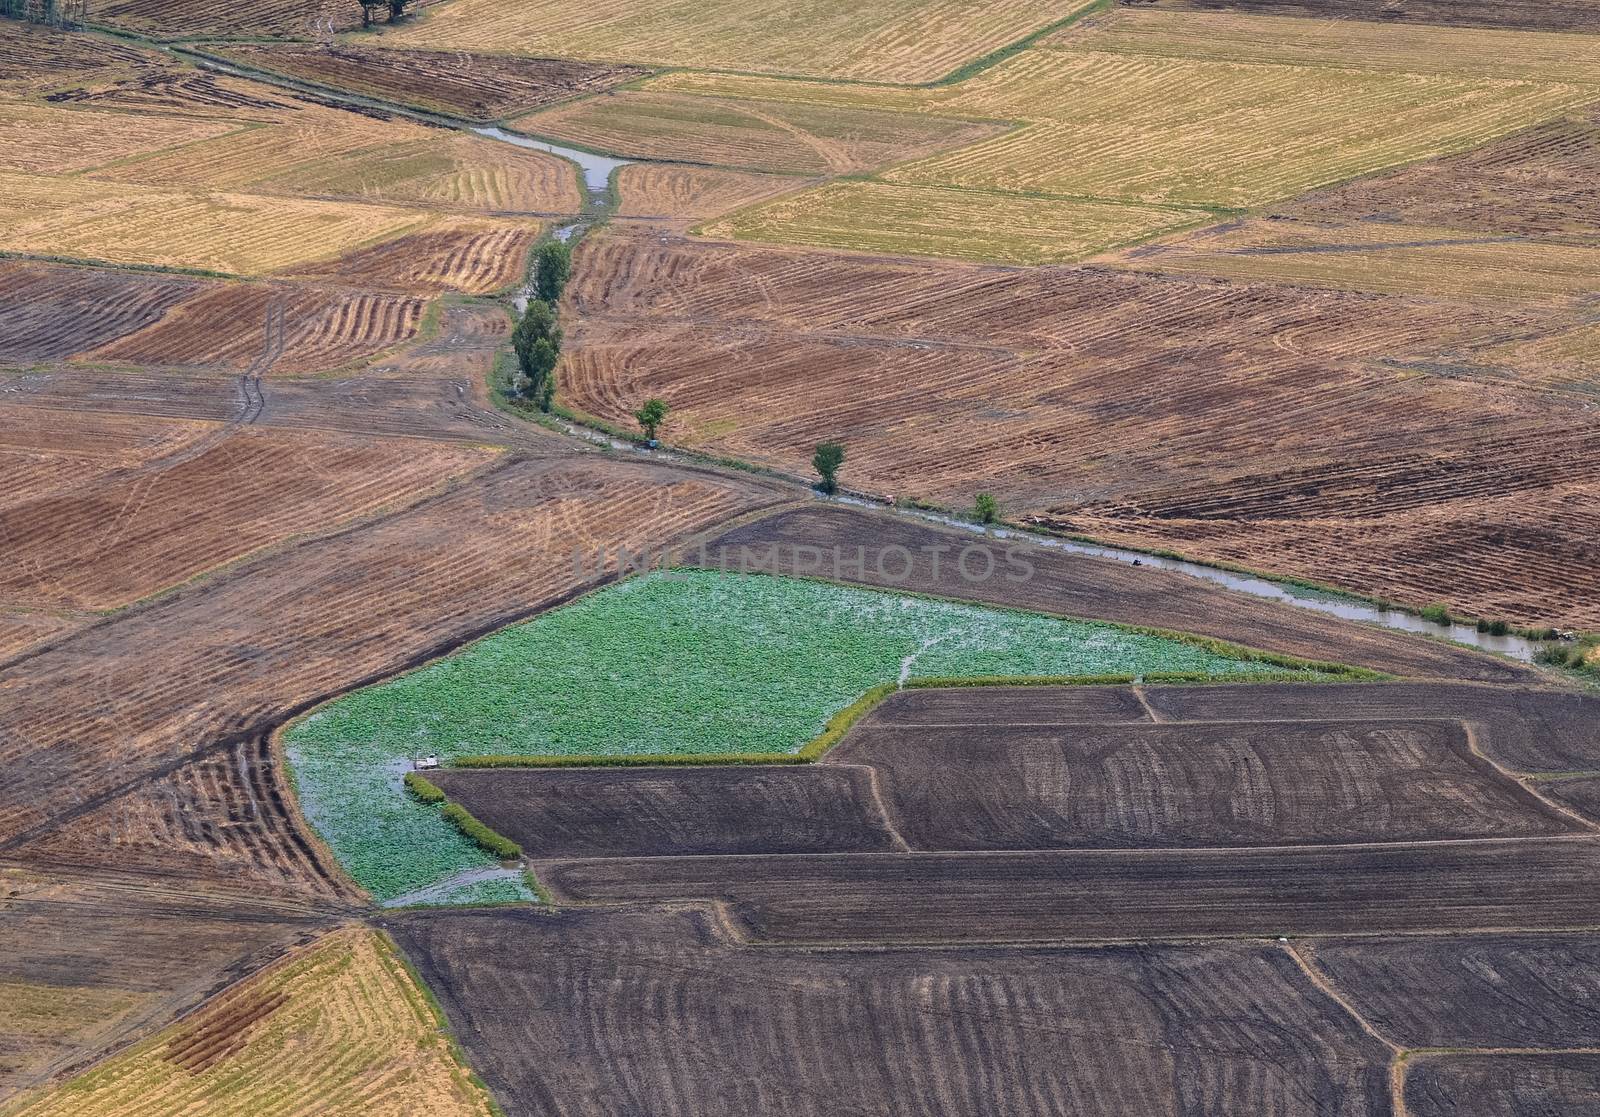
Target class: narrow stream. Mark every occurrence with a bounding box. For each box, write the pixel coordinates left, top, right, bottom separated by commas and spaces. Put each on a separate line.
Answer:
836, 496, 1553, 663
467, 121, 1553, 666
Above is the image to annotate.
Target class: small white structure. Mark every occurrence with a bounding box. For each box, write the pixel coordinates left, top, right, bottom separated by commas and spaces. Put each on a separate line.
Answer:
413, 756, 440, 771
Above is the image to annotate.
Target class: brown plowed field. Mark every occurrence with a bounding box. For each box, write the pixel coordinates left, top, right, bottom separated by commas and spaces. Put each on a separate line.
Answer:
538, 837, 1600, 944
18, 732, 355, 902
1153, 0, 1600, 32
1544, 778, 1600, 827
0, 428, 496, 611
0, 865, 329, 1097
84, 281, 427, 372
212, 44, 647, 122
430, 766, 900, 859
1310, 934, 1600, 1048
1405, 1054, 1600, 1117
87, 0, 363, 39
0, 613, 86, 662
0, 457, 783, 884
287, 220, 541, 295
389, 905, 1392, 1117
830, 719, 1577, 849
0, 22, 155, 94
567, 230, 1600, 627
696, 505, 1537, 683
0, 262, 198, 363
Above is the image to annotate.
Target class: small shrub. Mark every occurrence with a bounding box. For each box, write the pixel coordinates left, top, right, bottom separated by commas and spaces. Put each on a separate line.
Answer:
1419, 603, 1453, 625
973, 492, 1000, 524
403, 772, 445, 803
441, 803, 522, 861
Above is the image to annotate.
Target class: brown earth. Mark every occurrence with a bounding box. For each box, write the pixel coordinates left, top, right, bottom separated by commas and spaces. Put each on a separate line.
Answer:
1405, 1054, 1600, 1117
1309, 934, 1600, 1048
538, 837, 1600, 944
613, 164, 801, 226
211, 44, 648, 122
695, 504, 1538, 684
0, 427, 496, 610
0, 262, 199, 363
285, 222, 542, 295
0, 864, 330, 1096
86, 0, 365, 39
388, 904, 1393, 1117
430, 766, 901, 859
565, 228, 1600, 628
1544, 777, 1600, 827
1150, 0, 1600, 32
830, 719, 1578, 849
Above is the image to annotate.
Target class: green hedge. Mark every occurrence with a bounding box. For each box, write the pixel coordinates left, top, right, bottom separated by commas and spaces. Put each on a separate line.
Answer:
440, 803, 522, 860
403, 771, 446, 803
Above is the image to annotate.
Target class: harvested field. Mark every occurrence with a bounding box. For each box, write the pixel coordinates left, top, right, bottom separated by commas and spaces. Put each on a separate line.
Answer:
829, 719, 1579, 849
1133, 220, 1600, 300
694, 505, 1537, 683
0, 171, 439, 276
537, 837, 1600, 943
1544, 778, 1600, 827
0, 101, 240, 176
0, 427, 495, 611
429, 766, 901, 858
1063, 10, 1600, 84
0, 866, 328, 1097
701, 181, 1209, 264
568, 233, 1600, 627
0, 262, 198, 363
613, 164, 797, 223
285, 218, 539, 295
0, 23, 156, 95
1405, 1054, 1600, 1117
524, 91, 1004, 175
43, 69, 295, 117
387, 0, 1075, 83
88, 0, 360, 39
85, 281, 428, 371
0, 458, 781, 889
0, 613, 86, 663
2, 927, 496, 1117
1153, 0, 1600, 34
1310, 934, 1600, 1047
210, 44, 647, 122
389, 905, 1393, 1117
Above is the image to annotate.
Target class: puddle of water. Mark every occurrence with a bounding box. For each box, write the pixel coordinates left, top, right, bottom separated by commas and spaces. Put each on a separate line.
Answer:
834, 496, 1551, 663
471, 126, 630, 199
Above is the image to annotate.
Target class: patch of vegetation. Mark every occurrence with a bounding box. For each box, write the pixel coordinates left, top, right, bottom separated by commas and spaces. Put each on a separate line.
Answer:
404, 771, 446, 803
285, 570, 1341, 901
441, 802, 522, 860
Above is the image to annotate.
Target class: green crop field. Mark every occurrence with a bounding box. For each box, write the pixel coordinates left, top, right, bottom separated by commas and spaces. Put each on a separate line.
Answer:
284, 571, 1329, 903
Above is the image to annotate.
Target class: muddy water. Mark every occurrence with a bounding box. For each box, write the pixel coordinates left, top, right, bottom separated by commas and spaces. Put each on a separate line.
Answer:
836, 497, 1551, 663
471, 126, 630, 204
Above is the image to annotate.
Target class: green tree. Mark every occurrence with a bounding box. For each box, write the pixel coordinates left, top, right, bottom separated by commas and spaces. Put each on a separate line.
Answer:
635, 398, 669, 441
973, 492, 999, 524
512, 300, 562, 410
812, 442, 845, 495
358, 0, 384, 27
535, 240, 572, 304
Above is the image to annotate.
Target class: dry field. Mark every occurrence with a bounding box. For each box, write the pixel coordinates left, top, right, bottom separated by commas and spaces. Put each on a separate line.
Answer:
1404, 1054, 1600, 1116
0, 456, 782, 891
1154, 0, 1600, 33
388, 0, 1076, 83
612, 164, 796, 224
1125, 107, 1600, 301
0, 100, 240, 175
0, 426, 496, 611
0, 866, 329, 1097
567, 233, 1600, 627
391, 905, 1393, 1117
0, 261, 428, 372
285, 218, 539, 295
0, 22, 154, 95
211, 44, 647, 122
524, 91, 1005, 175
87, 0, 361, 39
1310, 934, 1600, 1048
701, 181, 1209, 265
1, 927, 496, 1117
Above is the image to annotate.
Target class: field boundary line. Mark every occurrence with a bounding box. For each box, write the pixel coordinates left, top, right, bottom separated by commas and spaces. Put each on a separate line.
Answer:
1130, 683, 1162, 722
1282, 941, 1400, 1053
1463, 721, 1600, 834
826, 763, 912, 852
